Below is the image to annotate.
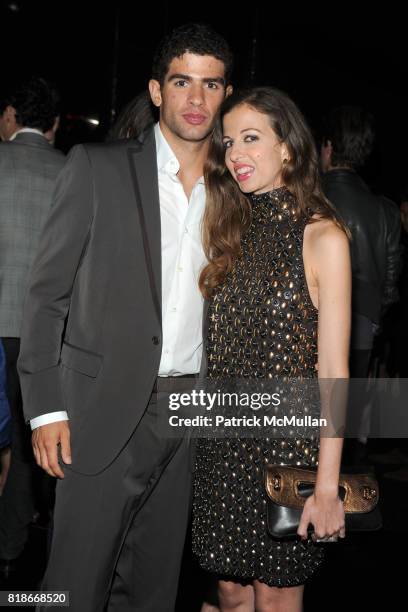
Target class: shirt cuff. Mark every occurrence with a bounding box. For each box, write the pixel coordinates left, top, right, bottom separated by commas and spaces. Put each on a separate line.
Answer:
30, 411, 69, 430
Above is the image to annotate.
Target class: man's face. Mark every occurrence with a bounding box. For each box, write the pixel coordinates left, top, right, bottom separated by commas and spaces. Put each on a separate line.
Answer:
320, 140, 332, 173
149, 53, 231, 143
401, 201, 408, 233
0, 105, 18, 141
0, 111, 7, 141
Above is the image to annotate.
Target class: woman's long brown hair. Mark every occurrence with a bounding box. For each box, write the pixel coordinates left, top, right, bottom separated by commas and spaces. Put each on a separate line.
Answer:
199, 87, 349, 299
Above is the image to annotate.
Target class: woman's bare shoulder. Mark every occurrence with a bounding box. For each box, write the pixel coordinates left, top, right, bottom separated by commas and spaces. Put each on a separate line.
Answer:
305, 216, 348, 254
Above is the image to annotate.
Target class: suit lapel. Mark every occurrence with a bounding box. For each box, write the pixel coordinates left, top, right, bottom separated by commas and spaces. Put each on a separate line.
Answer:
127, 129, 162, 327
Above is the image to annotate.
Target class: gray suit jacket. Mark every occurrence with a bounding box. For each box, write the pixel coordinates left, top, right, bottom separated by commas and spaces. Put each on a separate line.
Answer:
18, 129, 165, 474
0, 132, 65, 337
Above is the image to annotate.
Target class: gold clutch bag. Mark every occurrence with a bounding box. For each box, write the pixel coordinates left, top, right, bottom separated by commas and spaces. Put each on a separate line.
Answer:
264, 465, 382, 539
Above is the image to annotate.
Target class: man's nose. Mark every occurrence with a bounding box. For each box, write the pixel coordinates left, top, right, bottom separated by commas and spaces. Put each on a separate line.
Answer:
188, 84, 204, 106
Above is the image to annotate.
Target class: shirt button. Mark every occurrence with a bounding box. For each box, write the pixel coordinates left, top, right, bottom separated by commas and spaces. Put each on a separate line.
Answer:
172, 307, 177, 312
152, 336, 160, 345
177, 266, 183, 272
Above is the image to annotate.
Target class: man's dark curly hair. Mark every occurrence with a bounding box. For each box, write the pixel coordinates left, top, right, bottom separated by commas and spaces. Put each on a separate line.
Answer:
322, 106, 375, 170
0, 76, 60, 133
152, 23, 233, 86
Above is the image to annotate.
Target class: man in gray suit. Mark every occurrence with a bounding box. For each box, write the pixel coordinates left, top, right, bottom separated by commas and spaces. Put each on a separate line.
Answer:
18, 24, 233, 611
0, 77, 64, 577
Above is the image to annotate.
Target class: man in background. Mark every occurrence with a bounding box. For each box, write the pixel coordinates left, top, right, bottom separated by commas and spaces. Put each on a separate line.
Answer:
0, 76, 64, 578
321, 106, 400, 377
321, 106, 401, 463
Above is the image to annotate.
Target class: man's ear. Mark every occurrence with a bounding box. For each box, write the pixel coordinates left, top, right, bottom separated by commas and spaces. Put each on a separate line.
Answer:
225, 84, 233, 98
148, 79, 162, 108
5, 105, 16, 122
3, 105, 18, 139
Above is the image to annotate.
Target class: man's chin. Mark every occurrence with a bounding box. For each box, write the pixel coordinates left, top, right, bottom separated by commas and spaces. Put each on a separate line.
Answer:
175, 123, 213, 143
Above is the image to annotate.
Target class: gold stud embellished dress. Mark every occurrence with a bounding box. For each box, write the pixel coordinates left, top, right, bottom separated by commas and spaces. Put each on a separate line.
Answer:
192, 186, 325, 587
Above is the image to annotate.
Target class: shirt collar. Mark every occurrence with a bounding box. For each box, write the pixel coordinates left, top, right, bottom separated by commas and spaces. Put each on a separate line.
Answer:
154, 122, 204, 185
9, 127, 45, 141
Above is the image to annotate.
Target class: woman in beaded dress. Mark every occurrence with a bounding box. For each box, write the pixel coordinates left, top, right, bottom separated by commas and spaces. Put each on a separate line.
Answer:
192, 88, 351, 612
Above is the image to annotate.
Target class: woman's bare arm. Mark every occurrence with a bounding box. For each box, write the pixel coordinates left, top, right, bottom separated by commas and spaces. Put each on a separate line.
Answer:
297, 219, 351, 540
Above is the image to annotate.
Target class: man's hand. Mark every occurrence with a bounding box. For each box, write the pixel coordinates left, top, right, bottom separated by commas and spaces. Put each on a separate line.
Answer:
32, 421, 71, 479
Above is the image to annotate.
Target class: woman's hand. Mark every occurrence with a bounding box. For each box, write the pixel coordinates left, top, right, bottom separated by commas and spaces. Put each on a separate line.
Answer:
297, 490, 345, 541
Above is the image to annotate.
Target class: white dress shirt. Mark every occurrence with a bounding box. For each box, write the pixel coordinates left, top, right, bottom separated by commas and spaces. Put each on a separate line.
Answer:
30, 123, 206, 429
155, 123, 206, 375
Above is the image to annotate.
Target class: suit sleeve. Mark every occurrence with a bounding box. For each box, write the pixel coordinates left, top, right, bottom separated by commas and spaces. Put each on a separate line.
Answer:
17, 145, 94, 422
381, 198, 402, 312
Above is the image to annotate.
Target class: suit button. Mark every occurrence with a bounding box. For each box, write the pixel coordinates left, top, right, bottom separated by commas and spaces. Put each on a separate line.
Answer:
152, 336, 160, 345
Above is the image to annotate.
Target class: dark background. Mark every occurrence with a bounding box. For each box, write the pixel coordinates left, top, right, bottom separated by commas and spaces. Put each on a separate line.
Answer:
1, 0, 407, 199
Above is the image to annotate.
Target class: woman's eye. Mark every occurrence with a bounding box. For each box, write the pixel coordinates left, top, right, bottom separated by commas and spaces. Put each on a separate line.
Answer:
244, 134, 259, 142
223, 140, 232, 149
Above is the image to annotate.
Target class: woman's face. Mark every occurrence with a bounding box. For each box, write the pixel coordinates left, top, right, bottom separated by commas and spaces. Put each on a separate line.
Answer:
222, 104, 289, 194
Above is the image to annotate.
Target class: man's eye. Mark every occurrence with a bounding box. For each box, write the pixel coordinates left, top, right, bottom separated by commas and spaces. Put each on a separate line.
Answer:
174, 80, 188, 87
207, 82, 219, 89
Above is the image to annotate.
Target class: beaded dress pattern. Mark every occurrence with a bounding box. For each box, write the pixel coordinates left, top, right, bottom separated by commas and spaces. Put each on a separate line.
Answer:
192, 186, 324, 587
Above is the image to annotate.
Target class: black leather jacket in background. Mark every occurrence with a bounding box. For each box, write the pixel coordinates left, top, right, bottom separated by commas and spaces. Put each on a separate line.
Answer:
322, 169, 401, 324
